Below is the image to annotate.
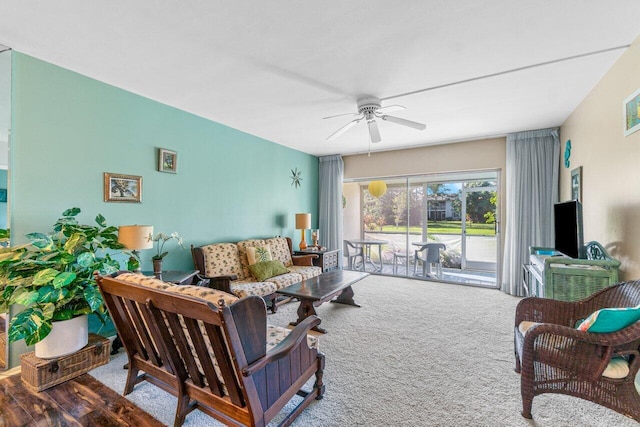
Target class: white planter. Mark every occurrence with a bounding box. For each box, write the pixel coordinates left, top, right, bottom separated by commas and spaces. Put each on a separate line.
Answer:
35, 314, 88, 359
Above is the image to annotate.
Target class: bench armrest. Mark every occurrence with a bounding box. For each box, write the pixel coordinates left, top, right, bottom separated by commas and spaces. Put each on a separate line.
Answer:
199, 274, 238, 294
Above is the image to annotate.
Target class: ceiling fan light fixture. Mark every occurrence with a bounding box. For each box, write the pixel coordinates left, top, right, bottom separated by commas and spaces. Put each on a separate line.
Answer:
324, 95, 426, 143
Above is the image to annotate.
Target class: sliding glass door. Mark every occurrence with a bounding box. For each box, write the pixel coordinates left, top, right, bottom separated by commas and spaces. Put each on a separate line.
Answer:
343, 170, 500, 287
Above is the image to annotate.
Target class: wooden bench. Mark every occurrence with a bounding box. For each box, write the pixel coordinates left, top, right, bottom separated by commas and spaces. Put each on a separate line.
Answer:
97, 273, 325, 427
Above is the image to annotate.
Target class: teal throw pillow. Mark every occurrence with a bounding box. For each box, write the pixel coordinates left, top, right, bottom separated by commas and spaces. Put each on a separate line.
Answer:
249, 260, 288, 281
577, 305, 640, 333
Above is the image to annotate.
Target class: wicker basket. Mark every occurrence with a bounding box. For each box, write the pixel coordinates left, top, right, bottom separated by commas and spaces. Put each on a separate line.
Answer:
20, 333, 110, 392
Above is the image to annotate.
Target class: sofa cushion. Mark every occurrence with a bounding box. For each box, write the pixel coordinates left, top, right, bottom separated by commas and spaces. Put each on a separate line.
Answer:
247, 245, 272, 265
264, 271, 304, 289
201, 243, 245, 280
230, 279, 279, 299
237, 239, 267, 279
266, 237, 294, 267
287, 265, 323, 280
249, 260, 289, 281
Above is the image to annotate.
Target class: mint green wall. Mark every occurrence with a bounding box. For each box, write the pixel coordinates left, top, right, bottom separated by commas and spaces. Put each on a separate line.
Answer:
10, 52, 318, 271
8, 52, 319, 367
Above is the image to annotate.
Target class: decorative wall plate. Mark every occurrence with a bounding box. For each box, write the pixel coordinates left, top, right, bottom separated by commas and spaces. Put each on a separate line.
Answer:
290, 168, 302, 188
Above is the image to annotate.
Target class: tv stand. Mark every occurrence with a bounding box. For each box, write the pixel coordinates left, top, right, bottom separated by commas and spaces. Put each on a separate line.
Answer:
523, 241, 620, 301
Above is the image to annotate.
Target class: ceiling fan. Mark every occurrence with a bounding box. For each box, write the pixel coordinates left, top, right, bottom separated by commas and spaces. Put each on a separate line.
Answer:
324, 96, 426, 143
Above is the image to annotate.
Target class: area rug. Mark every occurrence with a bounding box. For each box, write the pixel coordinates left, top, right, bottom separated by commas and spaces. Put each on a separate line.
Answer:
90, 275, 638, 426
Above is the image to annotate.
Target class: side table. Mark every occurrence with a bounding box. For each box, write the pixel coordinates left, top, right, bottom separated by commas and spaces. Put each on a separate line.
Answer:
294, 249, 340, 272
142, 269, 200, 286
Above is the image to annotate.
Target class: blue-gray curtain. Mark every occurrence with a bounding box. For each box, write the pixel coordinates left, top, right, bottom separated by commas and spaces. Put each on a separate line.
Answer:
501, 128, 559, 296
318, 155, 343, 265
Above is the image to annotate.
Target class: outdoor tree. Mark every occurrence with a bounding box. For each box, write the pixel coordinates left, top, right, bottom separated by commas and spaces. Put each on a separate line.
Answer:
392, 189, 407, 227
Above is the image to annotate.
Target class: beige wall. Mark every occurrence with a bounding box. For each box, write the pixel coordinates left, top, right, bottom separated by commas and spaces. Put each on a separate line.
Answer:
560, 36, 640, 279
343, 137, 507, 276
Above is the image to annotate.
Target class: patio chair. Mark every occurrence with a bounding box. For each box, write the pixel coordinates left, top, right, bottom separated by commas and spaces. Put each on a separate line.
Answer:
343, 240, 364, 271
514, 280, 640, 422
413, 243, 446, 278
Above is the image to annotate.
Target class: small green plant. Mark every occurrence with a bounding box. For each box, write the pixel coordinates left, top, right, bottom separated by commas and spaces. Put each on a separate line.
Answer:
0, 208, 124, 345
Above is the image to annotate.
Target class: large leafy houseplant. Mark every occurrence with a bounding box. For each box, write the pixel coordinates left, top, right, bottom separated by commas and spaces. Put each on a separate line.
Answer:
0, 208, 123, 345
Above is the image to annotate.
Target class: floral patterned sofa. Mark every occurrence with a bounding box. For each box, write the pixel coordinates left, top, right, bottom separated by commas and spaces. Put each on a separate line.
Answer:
191, 237, 322, 311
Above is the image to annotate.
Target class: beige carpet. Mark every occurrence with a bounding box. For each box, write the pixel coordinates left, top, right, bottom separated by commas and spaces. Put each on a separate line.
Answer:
90, 275, 639, 426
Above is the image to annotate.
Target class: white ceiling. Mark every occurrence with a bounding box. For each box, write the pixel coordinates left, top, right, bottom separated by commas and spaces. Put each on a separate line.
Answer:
1, 1, 639, 156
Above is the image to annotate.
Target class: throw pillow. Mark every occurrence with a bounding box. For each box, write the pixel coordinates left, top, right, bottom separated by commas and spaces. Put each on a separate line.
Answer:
249, 260, 288, 281
577, 305, 640, 333
247, 245, 272, 265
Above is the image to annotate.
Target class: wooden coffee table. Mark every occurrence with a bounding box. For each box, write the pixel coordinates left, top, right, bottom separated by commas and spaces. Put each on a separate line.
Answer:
277, 269, 369, 333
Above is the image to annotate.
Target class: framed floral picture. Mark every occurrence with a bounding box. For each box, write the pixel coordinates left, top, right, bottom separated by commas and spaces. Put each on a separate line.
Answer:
158, 148, 177, 173
104, 172, 142, 203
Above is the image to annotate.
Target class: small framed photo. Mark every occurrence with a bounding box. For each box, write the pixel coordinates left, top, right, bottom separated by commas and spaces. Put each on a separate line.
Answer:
0, 189, 6, 203
104, 172, 142, 203
624, 88, 640, 136
158, 148, 177, 173
571, 166, 582, 202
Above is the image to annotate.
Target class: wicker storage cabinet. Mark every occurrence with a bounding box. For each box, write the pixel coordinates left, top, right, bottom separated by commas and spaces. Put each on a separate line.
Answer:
525, 242, 620, 301
20, 333, 110, 392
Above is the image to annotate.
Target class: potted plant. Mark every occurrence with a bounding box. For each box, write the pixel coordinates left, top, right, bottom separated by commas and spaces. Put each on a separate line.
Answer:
150, 231, 184, 274
0, 208, 124, 358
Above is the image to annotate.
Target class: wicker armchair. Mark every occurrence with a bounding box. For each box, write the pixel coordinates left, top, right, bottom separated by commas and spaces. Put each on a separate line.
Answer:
514, 280, 640, 422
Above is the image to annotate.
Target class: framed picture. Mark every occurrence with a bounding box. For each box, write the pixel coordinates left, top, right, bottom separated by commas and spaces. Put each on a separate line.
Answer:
571, 166, 582, 202
104, 172, 142, 203
624, 88, 640, 136
0, 189, 6, 203
158, 148, 177, 173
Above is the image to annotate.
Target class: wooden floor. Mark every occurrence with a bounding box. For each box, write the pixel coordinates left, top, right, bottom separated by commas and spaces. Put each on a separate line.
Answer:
0, 373, 162, 426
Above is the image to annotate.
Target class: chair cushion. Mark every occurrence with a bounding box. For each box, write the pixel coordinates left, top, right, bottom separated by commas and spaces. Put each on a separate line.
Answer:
518, 320, 630, 379
518, 320, 540, 335
268, 325, 319, 351
602, 357, 630, 379
249, 260, 289, 281
116, 273, 174, 290
246, 245, 272, 265
577, 306, 640, 333
168, 284, 238, 307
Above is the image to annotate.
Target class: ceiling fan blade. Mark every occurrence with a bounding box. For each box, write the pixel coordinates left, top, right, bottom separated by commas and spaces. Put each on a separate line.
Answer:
380, 114, 426, 130
326, 117, 363, 141
323, 111, 359, 120
367, 119, 382, 143
377, 104, 406, 114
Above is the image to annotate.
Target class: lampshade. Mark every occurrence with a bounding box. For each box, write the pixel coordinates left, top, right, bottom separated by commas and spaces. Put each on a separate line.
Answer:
368, 180, 387, 198
295, 213, 311, 230
118, 225, 154, 250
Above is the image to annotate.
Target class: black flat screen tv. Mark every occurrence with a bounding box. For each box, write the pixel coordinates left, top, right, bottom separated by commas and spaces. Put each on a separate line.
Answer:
554, 200, 584, 259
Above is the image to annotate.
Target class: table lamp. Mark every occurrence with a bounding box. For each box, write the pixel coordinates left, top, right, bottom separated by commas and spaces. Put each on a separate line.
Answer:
295, 213, 311, 250
118, 225, 154, 273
